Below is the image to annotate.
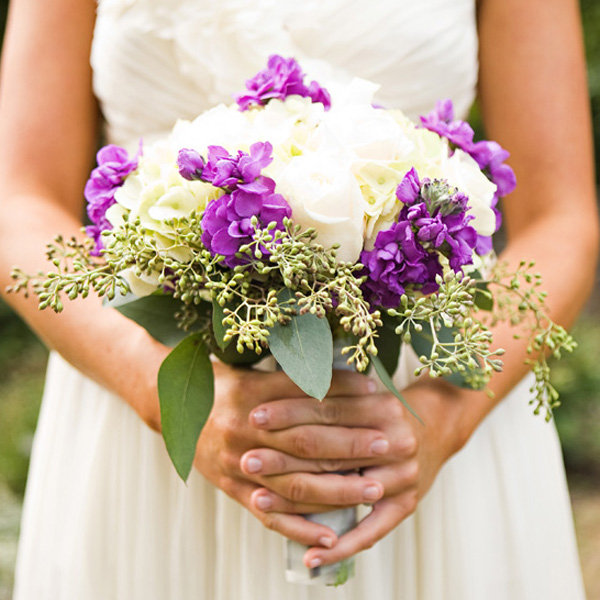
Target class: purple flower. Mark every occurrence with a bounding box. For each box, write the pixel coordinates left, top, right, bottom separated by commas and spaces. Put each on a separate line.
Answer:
395, 167, 421, 204
420, 99, 474, 152
85, 143, 140, 255
201, 191, 291, 268
178, 148, 205, 180
235, 55, 331, 111
420, 100, 517, 250
361, 171, 477, 308
198, 143, 292, 267
469, 140, 517, 198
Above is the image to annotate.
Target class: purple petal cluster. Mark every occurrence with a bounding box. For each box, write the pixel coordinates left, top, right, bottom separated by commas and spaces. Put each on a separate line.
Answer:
361, 169, 477, 308
235, 55, 331, 111
178, 142, 291, 267
85, 144, 140, 255
420, 100, 517, 252
420, 99, 475, 151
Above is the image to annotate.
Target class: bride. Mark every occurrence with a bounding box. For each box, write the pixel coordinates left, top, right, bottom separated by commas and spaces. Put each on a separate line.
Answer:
1, 0, 597, 598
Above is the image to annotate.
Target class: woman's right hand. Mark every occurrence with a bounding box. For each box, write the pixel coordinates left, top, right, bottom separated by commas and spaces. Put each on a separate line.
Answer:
192, 361, 383, 549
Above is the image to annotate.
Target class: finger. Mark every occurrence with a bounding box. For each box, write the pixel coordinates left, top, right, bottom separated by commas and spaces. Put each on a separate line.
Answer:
260, 424, 391, 460
223, 477, 339, 548
328, 369, 377, 397
303, 493, 419, 567
240, 448, 389, 477
248, 368, 373, 403
360, 463, 420, 498
213, 364, 308, 406
250, 472, 384, 506
249, 393, 404, 431
250, 487, 348, 515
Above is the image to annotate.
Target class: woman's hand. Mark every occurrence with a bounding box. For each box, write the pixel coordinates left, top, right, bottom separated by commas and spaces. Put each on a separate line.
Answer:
192, 362, 387, 549
241, 376, 470, 568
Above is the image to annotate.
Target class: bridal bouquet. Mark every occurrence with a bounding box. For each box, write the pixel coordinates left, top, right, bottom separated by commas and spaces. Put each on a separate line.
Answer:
10, 55, 574, 586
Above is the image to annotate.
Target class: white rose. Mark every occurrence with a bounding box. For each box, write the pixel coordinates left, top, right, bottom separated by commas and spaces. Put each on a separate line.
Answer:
170, 104, 255, 154
276, 153, 366, 263
315, 97, 413, 161
442, 150, 497, 236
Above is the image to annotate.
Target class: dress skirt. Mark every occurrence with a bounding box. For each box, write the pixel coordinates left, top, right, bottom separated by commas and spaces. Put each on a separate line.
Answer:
13, 350, 586, 599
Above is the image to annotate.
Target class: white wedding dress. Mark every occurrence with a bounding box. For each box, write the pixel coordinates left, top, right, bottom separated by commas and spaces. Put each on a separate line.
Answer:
13, 1, 586, 598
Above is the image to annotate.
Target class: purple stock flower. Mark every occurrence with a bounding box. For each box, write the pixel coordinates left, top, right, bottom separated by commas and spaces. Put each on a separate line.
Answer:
361, 170, 477, 308
179, 141, 275, 191
420, 100, 517, 250
235, 55, 331, 111
198, 143, 292, 267
420, 99, 475, 152
469, 140, 517, 198
201, 191, 291, 268
177, 148, 205, 180
85, 143, 140, 255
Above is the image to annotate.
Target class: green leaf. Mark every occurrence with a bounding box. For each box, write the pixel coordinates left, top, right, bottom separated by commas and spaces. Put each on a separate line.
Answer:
207, 299, 264, 366
158, 333, 214, 481
267, 289, 333, 400
211, 299, 229, 350
370, 354, 422, 424
107, 293, 189, 347
467, 269, 493, 312
474, 282, 494, 311
374, 312, 402, 378
410, 323, 482, 388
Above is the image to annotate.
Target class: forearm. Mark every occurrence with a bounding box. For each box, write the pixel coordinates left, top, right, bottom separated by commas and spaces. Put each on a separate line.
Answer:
0, 192, 168, 427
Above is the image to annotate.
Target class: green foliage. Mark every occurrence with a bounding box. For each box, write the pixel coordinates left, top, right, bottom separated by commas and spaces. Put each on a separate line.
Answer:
370, 354, 422, 423
267, 289, 333, 400
0, 299, 47, 497
581, 0, 600, 182
552, 314, 600, 475
157, 333, 214, 481
109, 293, 193, 347
372, 311, 402, 378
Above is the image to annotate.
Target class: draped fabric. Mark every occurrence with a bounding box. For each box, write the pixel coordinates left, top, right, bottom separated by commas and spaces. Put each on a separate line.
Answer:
14, 1, 585, 598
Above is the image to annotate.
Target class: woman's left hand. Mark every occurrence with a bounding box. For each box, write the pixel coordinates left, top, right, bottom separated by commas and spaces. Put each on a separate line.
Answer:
240, 374, 472, 568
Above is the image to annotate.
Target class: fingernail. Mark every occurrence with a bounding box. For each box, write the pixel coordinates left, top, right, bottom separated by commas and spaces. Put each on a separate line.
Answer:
246, 457, 262, 473
308, 558, 322, 569
256, 495, 273, 510
252, 410, 268, 426
370, 439, 389, 455
367, 379, 378, 393
364, 485, 382, 501
318, 536, 334, 548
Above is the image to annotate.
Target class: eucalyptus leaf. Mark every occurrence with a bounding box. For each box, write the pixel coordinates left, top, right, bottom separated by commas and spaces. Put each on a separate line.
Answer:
109, 293, 191, 347
410, 323, 483, 388
157, 333, 214, 481
374, 312, 402, 378
474, 282, 494, 311
267, 289, 333, 400
370, 354, 422, 424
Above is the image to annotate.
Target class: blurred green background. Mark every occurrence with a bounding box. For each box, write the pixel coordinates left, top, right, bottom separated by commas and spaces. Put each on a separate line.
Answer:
1, 0, 600, 598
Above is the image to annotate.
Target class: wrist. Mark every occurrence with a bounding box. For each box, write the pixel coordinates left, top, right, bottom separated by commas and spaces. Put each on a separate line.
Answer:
405, 377, 487, 458
117, 325, 169, 433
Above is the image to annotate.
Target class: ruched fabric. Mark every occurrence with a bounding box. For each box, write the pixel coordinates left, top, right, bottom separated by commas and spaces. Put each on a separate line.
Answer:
14, 1, 586, 598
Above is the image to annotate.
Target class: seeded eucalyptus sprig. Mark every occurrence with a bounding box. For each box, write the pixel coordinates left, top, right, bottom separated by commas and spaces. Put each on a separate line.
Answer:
388, 270, 504, 390
9, 234, 127, 311
9, 213, 382, 371
484, 260, 577, 419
